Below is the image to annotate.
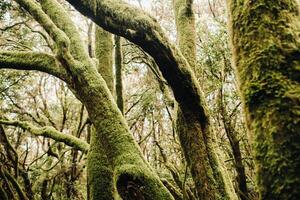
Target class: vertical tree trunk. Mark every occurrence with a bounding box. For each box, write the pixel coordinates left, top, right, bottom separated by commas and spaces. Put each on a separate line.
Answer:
114, 35, 124, 114
89, 26, 116, 200
228, 0, 300, 199
95, 27, 114, 93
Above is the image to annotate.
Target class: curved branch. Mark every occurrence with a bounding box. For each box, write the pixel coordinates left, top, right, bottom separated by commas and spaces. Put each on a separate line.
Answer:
0, 50, 69, 81
0, 119, 89, 152
63, 0, 209, 126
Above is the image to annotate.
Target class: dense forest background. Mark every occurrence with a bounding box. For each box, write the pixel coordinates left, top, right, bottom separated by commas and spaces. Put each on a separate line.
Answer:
0, 0, 299, 200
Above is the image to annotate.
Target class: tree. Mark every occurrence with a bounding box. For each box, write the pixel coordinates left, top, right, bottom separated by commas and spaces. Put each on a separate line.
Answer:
228, 0, 300, 199
1, 0, 299, 199
173, 0, 233, 199
0, 0, 173, 199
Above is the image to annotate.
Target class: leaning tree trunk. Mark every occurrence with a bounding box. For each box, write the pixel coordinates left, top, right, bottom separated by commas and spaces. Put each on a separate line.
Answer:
173, 0, 233, 199
228, 0, 300, 199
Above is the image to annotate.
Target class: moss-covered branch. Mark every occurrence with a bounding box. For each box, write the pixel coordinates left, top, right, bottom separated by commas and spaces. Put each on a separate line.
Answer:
63, 0, 208, 127
88, 26, 116, 200
15, 0, 70, 52
0, 51, 69, 81
14, 0, 175, 199
0, 119, 89, 152
173, 0, 234, 198
40, 0, 90, 62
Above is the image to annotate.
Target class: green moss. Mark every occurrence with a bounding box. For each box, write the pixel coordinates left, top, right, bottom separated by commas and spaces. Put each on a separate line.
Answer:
0, 119, 89, 152
88, 131, 116, 200
95, 27, 114, 93
114, 164, 174, 200
0, 51, 69, 82
228, 0, 300, 199
15, 0, 70, 54
173, 0, 235, 199
173, 0, 196, 70
69, 61, 174, 199
40, 0, 90, 62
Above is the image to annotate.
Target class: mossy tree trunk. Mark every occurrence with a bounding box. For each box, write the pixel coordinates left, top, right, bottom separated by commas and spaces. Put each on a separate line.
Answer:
0, 0, 174, 199
228, 0, 300, 199
95, 27, 114, 93
89, 26, 116, 199
173, 0, 232, 199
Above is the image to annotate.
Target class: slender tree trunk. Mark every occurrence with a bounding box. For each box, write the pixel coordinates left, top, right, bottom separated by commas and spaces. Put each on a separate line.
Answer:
228, 0, 300, 199
219, 96, 248, 200
95, 27, 114, 93
89, 26, 116, 200
114, 35, 124, 114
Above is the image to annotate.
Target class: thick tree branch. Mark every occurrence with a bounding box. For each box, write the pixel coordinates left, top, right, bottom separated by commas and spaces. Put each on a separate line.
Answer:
0, 119, 89, 152
0, 51, 69, 81
63, 0, 209, 127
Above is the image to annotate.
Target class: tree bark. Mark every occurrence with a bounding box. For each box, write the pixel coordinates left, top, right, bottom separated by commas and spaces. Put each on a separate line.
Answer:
90, 26, 116, 200
114, 35, 124, 114
3, 0, 174, 199
228, 0, 300, 199
173, 0, 232, 198
95, 27, 114, 93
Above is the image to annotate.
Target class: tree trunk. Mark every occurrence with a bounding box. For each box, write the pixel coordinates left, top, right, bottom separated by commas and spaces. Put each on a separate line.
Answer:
89, 26, 116, 200
95, 27, 114, 93
173, 0, 232, 199
114, 35, 124, 114
228, 0, 300, 199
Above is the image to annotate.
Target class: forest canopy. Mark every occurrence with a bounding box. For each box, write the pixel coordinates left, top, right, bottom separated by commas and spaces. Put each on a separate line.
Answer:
0, 0, 299, 200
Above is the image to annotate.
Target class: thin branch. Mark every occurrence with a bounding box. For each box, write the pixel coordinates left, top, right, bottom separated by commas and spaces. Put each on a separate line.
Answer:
0, 119, 89, 152
0, 50, 69, 82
